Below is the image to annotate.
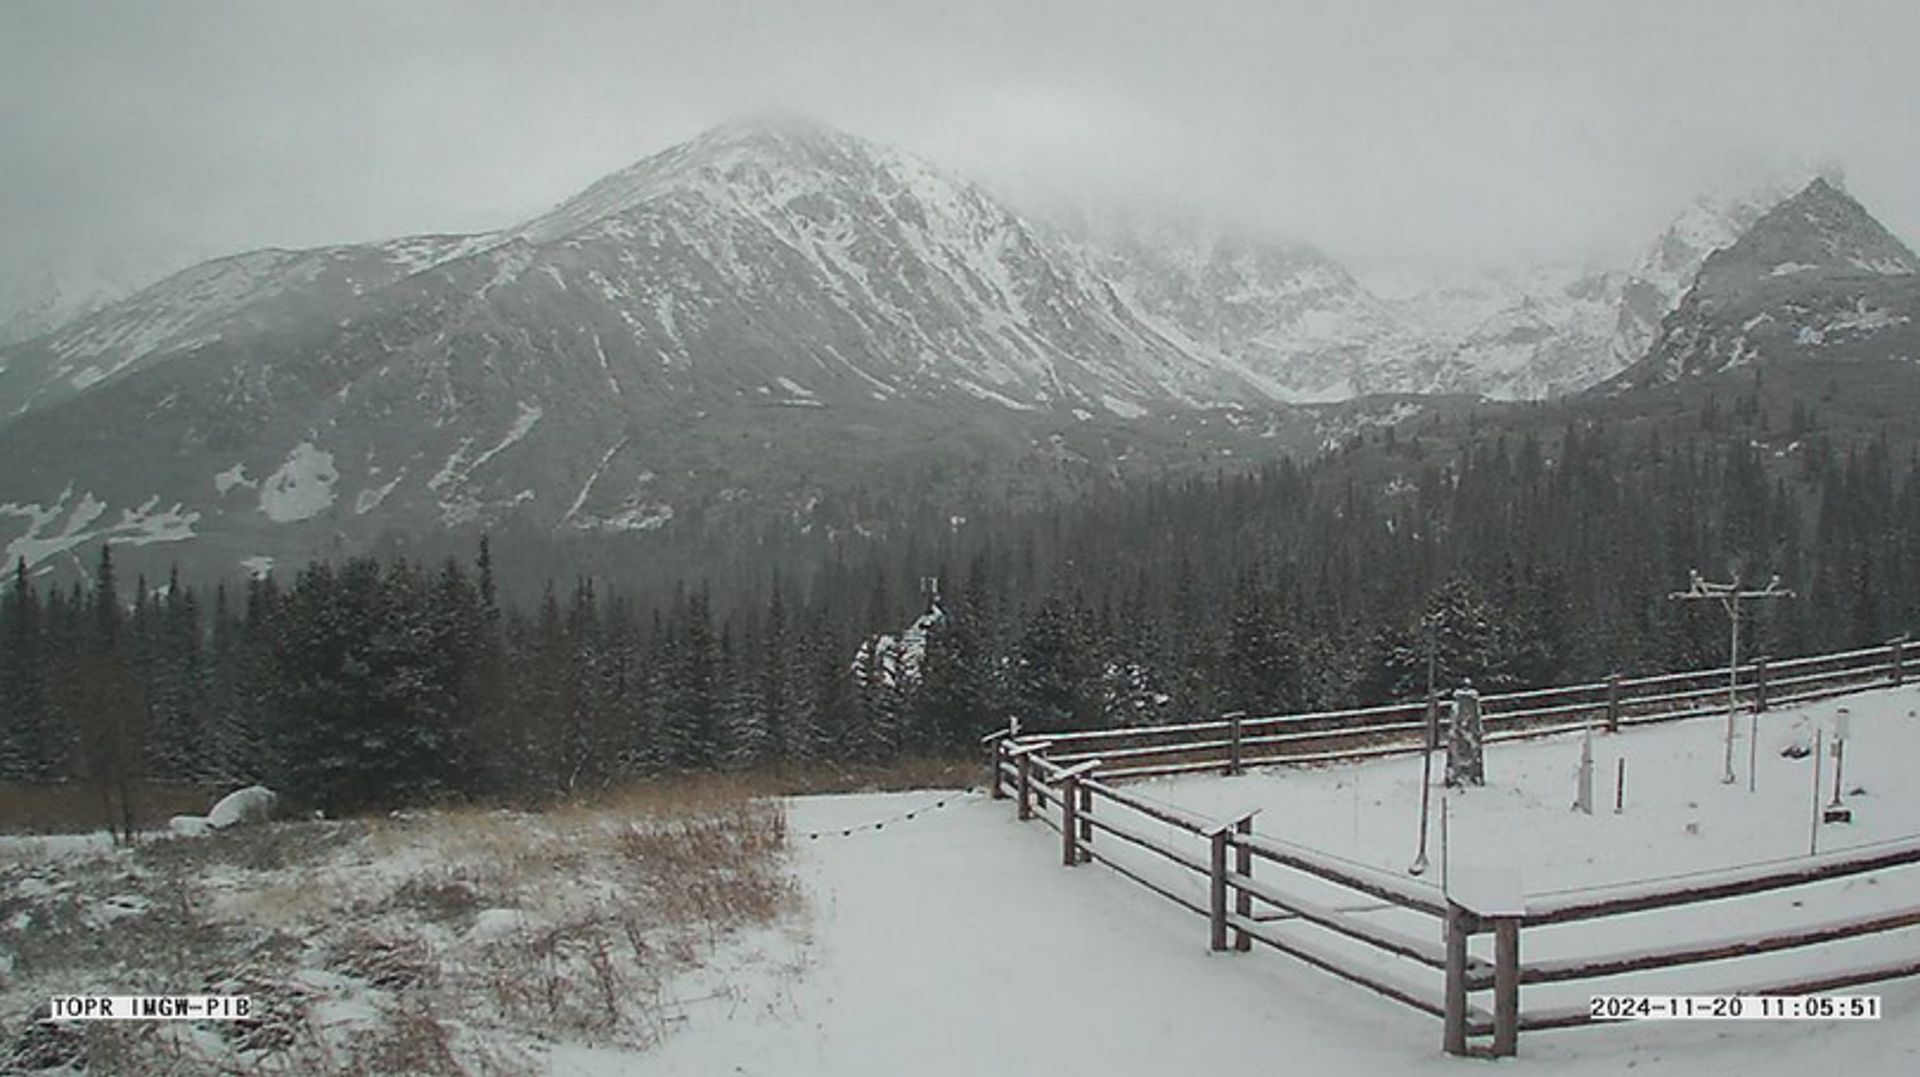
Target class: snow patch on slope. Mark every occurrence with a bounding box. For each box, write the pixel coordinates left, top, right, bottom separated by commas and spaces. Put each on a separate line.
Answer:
0, 486, 198, 567
355, 471, 405, 515
213, 463, 256, 496
259, 441, 339, 523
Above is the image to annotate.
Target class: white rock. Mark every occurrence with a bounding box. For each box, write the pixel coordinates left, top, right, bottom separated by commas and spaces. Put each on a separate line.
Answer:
168, 815, 212, 837
467, 908, 542, 942
207, 785, 278, 829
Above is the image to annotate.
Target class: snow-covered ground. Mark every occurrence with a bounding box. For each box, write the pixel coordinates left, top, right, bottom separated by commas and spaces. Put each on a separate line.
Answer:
8, 687, 1918, 1074
600, 686, 1920, 1076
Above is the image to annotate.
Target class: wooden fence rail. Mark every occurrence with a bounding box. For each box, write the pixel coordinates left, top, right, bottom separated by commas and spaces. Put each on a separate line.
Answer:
1036, 636, 1911, 780
985, 636, 1920, 1058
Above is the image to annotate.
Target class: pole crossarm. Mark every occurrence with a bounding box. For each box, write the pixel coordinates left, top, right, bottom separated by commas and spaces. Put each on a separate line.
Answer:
1667, 569, 1795, 785
1667, 570, 1796, 605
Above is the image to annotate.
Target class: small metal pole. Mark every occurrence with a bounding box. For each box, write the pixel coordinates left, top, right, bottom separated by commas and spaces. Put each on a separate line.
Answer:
1614, 757, 1625, 815
1723, 596, 1740, 784
1233, 815, 1253, 952
1810, 729, 1824, 856
1575, 716, 1595, 814
1829, 738, 1846, 810
1410, 690, 1438, 875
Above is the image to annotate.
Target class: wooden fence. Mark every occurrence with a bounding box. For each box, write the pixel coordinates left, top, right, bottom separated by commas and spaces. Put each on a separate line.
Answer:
1027, 636, 1912, 781
985, 636, 1920, 1057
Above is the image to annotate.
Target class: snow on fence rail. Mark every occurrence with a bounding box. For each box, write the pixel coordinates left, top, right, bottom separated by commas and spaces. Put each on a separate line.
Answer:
1038, 636, 1912, 780
1456, 836, 1920, 1045
983, 635, 1920, 1058
986, 743, 1472, 1025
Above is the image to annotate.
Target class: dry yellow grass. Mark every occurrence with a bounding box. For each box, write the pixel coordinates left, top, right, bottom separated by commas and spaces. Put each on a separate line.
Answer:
3, 770, 810, 1074
0, 781, 216, 835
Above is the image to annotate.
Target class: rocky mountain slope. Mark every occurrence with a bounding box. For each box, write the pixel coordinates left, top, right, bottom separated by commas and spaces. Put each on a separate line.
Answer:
0, 119, 1367, 586
0, 118, 1905, 589
1375, 186, 1790, 401
1612, 178, 1919, 389
1075, 218, 1437, 401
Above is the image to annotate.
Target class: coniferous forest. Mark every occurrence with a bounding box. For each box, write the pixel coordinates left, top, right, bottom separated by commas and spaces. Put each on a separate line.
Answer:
3, 395, 1918, 821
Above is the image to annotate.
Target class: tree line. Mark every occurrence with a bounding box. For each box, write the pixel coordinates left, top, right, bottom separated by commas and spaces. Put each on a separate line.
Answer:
2, 390, 1917, 825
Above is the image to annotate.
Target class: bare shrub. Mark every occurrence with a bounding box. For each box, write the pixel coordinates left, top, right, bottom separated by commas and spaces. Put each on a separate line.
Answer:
390, 874, 483, 925
5, 1001, 86, 1072
471, 916, 637, 1043
616, 800, 795, 931
205, 970, 315, 1056
330, 930, 437, 991
346, 999, 464, 1077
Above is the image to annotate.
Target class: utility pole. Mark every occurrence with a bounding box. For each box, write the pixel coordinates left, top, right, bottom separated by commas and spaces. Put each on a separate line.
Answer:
1668, 570, 1793, 786
1410, 617, 1438, 875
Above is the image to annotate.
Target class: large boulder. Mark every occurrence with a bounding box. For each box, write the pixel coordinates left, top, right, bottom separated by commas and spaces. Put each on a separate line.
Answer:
207, 785, 278, 829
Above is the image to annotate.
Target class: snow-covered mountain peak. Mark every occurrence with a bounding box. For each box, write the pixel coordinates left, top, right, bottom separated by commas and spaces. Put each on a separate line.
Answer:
1631, 185, 1793, 293
1612, 178, 1920, 390
515, 115, 991, 247
1702, 177, 1920, 285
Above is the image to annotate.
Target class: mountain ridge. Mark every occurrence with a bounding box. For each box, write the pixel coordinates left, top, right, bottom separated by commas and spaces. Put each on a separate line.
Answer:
1612, 178, 1920, 390
1, 119, 1913, 591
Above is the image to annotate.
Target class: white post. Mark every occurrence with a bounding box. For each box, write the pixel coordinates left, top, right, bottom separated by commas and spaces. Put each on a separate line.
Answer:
1574, 718, 1594, 815
1809, 729, 1824, 856
1829, 707, 1851, 814
1723, 595, 1740, 784
1410, 689, 1438, 875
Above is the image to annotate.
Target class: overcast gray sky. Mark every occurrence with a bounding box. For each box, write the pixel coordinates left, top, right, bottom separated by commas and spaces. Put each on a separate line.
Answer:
3, 0, 1917, 290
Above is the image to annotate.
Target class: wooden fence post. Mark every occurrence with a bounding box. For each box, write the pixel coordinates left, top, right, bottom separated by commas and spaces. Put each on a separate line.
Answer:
1443, 901, 1474, 1056
1893, 635, 1908, 685
983, 728, 1011, 800
1062, 772, 1079, 866
1054, 761, 1100, 867
1755, 656, 1769, 713
1007, 740, 1053, 822
1207, 812, 1258, 953
1209, 826, 1230, 952
1233, 815, 1254, 952
1226, 711, 1245, 776
1493, 917, 1520, 1057
1018, 751, 1034, 821
1076, 784, 1094, 863
1606, 672, 1622, 734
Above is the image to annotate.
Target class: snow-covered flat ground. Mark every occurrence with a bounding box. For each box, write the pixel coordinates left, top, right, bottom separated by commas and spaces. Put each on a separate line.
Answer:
582, 686, 1920, 1076
8, 688, 1917, 1074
